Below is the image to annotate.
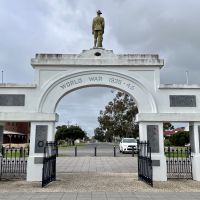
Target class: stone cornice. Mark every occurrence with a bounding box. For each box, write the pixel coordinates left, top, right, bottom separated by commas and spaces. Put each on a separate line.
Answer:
31, 48, 164, 68
0, 84, 37, 88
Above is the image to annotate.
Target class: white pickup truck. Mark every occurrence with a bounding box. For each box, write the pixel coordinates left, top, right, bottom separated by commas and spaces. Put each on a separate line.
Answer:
119, 138, 138, 153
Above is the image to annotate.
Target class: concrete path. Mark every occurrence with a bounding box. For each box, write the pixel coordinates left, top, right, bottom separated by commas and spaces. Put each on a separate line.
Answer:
57, 157, 138, 173
1, 148, 200, 199
1, 157, 200, 193
0, 192, 200, 200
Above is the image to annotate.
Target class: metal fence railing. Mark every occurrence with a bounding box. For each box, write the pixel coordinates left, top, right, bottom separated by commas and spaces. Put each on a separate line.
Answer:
0, 146, 29, 179
137, 141, 153, 187
165, 146, 192, 179
42, 142, 57, 187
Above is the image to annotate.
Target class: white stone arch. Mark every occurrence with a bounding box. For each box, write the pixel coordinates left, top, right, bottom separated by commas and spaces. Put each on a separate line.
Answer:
38, 70, 157, 114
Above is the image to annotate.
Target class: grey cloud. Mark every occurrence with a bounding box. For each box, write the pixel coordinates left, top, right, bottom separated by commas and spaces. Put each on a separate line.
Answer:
103, 0, 200, 83
1, 0, 200, 134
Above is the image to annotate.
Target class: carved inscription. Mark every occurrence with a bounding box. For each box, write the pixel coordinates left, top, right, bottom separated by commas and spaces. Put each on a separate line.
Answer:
109, 78, 135, 90
147, 125, 159, 153
60, 78, 82, 89
89, 76, 102, 81
126, 83, 135, 90
170, 95, 196, 107
109, 77, 122, 85
59, 75, 135, 91
35, 125, 48, 153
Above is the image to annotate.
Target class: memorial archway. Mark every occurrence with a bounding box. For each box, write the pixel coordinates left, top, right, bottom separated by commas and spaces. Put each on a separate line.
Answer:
0, 48, 199, 183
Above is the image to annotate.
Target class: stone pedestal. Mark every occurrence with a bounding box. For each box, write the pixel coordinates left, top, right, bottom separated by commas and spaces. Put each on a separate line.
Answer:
27, 121, 55, 181
190, 122, 200, 181
139, 122, 167, 181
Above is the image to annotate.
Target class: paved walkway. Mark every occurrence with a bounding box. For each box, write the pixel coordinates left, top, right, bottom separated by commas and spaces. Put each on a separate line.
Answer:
1, 156, 200, 199
0, 192, 200, 200
57, 157, 137, 173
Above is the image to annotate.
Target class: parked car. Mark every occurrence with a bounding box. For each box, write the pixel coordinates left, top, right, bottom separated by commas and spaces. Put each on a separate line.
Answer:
119, 138, 138, 153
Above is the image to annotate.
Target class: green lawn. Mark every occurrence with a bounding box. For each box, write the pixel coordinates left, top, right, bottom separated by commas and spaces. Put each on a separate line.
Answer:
164, 146, 191, 158
2, 151, 29, 158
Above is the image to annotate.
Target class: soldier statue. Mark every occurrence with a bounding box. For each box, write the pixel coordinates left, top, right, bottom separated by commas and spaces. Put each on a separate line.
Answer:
92, 10, 105, 48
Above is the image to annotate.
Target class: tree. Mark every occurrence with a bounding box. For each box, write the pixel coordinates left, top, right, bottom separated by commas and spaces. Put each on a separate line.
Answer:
55, 125, 68, 141
163, 122, 174, 131
169, 131, 190, 146
94, 127, 105, 142
55, 125, 86, 145
96, 91, 139, 141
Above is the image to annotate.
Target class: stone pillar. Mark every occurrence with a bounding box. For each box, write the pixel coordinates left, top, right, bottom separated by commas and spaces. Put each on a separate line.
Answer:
139, 122, 167, 181
27, 121, 55, 181
190, 122, 200, 181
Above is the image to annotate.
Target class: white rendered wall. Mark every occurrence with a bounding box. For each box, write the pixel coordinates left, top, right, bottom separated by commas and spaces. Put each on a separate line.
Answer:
139, 122, 167, 181
0, 49, 200, 182
190, 122, 200, 181
27, 121, 55, 181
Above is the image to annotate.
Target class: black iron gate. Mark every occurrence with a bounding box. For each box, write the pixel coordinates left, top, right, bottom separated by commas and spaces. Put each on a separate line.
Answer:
165, 146, 192, 179
0, 146, 29, 179
137, 141, 153, 186
42, 142, 57, 187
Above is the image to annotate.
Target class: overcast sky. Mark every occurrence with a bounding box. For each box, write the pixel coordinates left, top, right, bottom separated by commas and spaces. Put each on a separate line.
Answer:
0, 0, 199, 136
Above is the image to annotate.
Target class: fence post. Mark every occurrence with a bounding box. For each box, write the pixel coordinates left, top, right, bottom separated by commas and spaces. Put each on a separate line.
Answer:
1, 146, 4, 157
113, 146, 116, 157
55, 141, 58, 157
94, 146, 97, 156
19, 147, 23, 157
27, 145, 29, 156
75, 146, 77, 157
132, 146, 134, 157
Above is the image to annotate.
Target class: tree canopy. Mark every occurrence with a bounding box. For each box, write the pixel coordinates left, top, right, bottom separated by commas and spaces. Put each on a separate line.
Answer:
55, 125, 86, 145
94, 127, 105, 142
163, 122, 174, 131
95, 91, 139, 141
169, 131, 190, 146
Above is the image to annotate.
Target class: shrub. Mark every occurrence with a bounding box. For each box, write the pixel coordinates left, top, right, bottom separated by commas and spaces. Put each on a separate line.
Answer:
169, 131, 189, 146
164, 138, 172, 146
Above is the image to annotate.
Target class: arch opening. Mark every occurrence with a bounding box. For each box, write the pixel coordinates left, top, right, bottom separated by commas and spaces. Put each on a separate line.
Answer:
38, 70, 157, 114
55, 86, 139, 138
54, 85, 139, 113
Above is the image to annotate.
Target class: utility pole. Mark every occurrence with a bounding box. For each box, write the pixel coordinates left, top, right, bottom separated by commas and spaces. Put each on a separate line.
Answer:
1, 70, 3, 84
185, 71, 189, 85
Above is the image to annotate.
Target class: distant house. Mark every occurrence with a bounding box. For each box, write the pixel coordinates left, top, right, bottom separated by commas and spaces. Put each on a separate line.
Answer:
3, 122, 30, 145
164, 127, 185, 137
3, 130, 27, 144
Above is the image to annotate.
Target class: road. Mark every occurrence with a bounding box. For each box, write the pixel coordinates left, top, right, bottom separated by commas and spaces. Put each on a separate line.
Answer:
58, 142, 136, 157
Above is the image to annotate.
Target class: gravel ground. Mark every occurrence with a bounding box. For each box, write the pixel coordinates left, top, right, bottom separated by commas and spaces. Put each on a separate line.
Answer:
0, 173, 200, 193
0, 154, 199, 193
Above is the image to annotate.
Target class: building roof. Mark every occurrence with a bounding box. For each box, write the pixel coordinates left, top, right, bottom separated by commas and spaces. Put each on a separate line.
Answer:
3, 130, 25, 136
164, 127, 185, 136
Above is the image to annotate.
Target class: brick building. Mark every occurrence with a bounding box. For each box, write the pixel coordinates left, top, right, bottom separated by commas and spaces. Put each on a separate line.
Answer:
3, 122, 30, 144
